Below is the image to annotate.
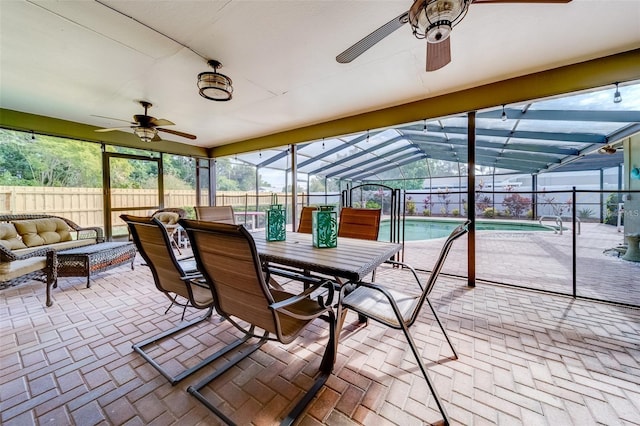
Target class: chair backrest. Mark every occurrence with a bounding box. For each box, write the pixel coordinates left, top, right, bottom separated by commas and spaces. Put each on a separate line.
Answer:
297, 206, 318, 234
337, 207, 381, 240
194, 206, 236, 224
413, 220, 470, 320
180, 219, 281, 336
121, 214, 209, 308
152, 207, 187, 220
152, 211, 180, 226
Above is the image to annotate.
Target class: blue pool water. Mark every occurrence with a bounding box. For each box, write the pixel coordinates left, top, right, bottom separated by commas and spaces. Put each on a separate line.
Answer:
380, 218, 552, 241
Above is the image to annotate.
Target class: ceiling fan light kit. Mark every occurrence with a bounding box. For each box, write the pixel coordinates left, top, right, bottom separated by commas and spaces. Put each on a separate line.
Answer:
134, 126, 158, 143
409, 0, 470, 43
197, 60, 233, 101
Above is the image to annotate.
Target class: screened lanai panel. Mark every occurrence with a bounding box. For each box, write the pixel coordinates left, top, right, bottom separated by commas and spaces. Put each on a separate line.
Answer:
226, 81, 637, 180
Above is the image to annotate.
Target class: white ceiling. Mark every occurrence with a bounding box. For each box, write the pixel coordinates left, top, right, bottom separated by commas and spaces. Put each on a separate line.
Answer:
1, 0, 640, 149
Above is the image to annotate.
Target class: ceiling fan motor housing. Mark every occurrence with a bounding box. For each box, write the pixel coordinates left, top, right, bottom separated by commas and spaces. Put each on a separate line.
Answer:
409, 0, 471, 42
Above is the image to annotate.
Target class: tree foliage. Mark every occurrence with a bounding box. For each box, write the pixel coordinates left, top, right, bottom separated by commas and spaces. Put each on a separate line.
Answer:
0, 130, 102, 187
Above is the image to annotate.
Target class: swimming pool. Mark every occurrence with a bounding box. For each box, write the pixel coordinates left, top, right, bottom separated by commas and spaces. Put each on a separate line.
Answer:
379, 218, 553, 241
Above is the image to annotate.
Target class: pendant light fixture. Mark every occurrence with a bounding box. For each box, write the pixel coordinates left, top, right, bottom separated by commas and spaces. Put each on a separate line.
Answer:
197, 60, 233, 101
613, 82, 622, 104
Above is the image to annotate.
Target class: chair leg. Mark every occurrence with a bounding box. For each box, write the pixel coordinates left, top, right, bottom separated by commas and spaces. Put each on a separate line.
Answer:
282, 310, 336, 426
400, 322, 451, 426
426, 299, 458, 359
187, 329, 269, 425
132, 307, 222, 385
171, 238, 182, 255
164, 294, 178, 315
189, 313, 337, 426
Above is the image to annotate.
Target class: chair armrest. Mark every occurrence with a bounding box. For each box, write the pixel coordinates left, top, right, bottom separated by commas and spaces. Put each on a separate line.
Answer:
54, 215, 105, 243
181, 274, 209, 289
383, 259, 424, 291
0, 245, 54, 262
270, 279, 335, 318
76, 226, 105, 243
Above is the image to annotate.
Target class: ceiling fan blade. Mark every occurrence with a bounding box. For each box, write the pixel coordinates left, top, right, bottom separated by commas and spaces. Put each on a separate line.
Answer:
91, 114, 136, 124
473, 0, 571, 3
95, 126, 135, 132
336, 11, 409, 63
149, 117, 174, 127
157, 127, 197, 140
426, 38, 451, 71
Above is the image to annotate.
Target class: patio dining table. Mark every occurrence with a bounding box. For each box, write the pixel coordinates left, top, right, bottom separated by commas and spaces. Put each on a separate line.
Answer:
252, 231, 402, 366
252, 231, 402, 284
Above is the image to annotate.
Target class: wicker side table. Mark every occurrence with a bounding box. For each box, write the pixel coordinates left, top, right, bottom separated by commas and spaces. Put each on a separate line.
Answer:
57, 242, 136, 287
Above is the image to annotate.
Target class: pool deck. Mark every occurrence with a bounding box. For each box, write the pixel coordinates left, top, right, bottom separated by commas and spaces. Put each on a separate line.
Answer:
1, 232, 639, 425
399, 220, 638, 306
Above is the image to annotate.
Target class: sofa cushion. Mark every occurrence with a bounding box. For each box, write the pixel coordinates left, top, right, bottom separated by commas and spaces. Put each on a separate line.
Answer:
12, 218, 73, 247
153, 211, 180, 225
12, 238, 96, 258
0, 223, 27, 250
0, 255, 47, 280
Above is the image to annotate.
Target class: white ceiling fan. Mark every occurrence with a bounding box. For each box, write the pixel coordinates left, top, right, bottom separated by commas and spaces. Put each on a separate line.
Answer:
336, 0, 573, 71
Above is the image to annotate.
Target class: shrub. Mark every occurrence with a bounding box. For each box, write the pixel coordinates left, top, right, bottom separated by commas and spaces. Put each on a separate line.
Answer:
365, 200, 380, 209
440, 207, 448, 216
406, 199, 416, 215
578, 208, 594, 219
483, 207, 496, 218
502, 193, 531, 218
183, 206, 196, 219
604, 193, 621, 225
475, 195, 492, 214
452, 208, 460, 217
526, 209, 533, 219
423, 209, 431, 216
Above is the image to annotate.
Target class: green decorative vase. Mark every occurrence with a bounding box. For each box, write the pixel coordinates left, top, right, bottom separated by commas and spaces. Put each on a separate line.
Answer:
312, 205, 337, 248
266, 194, 286, 241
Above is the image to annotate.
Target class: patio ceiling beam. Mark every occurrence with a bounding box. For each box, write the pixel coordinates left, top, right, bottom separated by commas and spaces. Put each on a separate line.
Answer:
306, 136, 408, 175
296, 133, 371, 168
411, 140, 567, 166
316, 145, 422, 178
343, 155, 429, 181
334, 151, 428, 180
328, 150, 426, 180
605, 122, 640, 144
543, 152, 624, 172
477, 109, 640, 122
309, 145, 422, 174
399, 124, 605, 143
257, 143, 311, 168
403, 131, 582, 156
487, 157, 546, 173
479, 149, 561, 163
476, 156, 561, 170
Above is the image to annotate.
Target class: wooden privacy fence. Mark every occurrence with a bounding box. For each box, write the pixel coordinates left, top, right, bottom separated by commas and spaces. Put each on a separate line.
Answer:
0, 186, 301, 228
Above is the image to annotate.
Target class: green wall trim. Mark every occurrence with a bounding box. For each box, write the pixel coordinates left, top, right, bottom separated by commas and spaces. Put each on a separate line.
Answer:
0, 109, 208, 158
210, 48, 640, 158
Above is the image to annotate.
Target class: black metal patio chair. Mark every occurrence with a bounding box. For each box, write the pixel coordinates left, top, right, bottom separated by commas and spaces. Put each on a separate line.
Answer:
339, 220, 470, 426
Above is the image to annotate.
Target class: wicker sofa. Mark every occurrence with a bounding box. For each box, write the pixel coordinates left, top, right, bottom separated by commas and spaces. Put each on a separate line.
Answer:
0, 214, 104, 306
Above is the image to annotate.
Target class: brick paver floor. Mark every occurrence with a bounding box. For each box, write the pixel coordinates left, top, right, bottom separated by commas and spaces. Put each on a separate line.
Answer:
1, 239, 639, 425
